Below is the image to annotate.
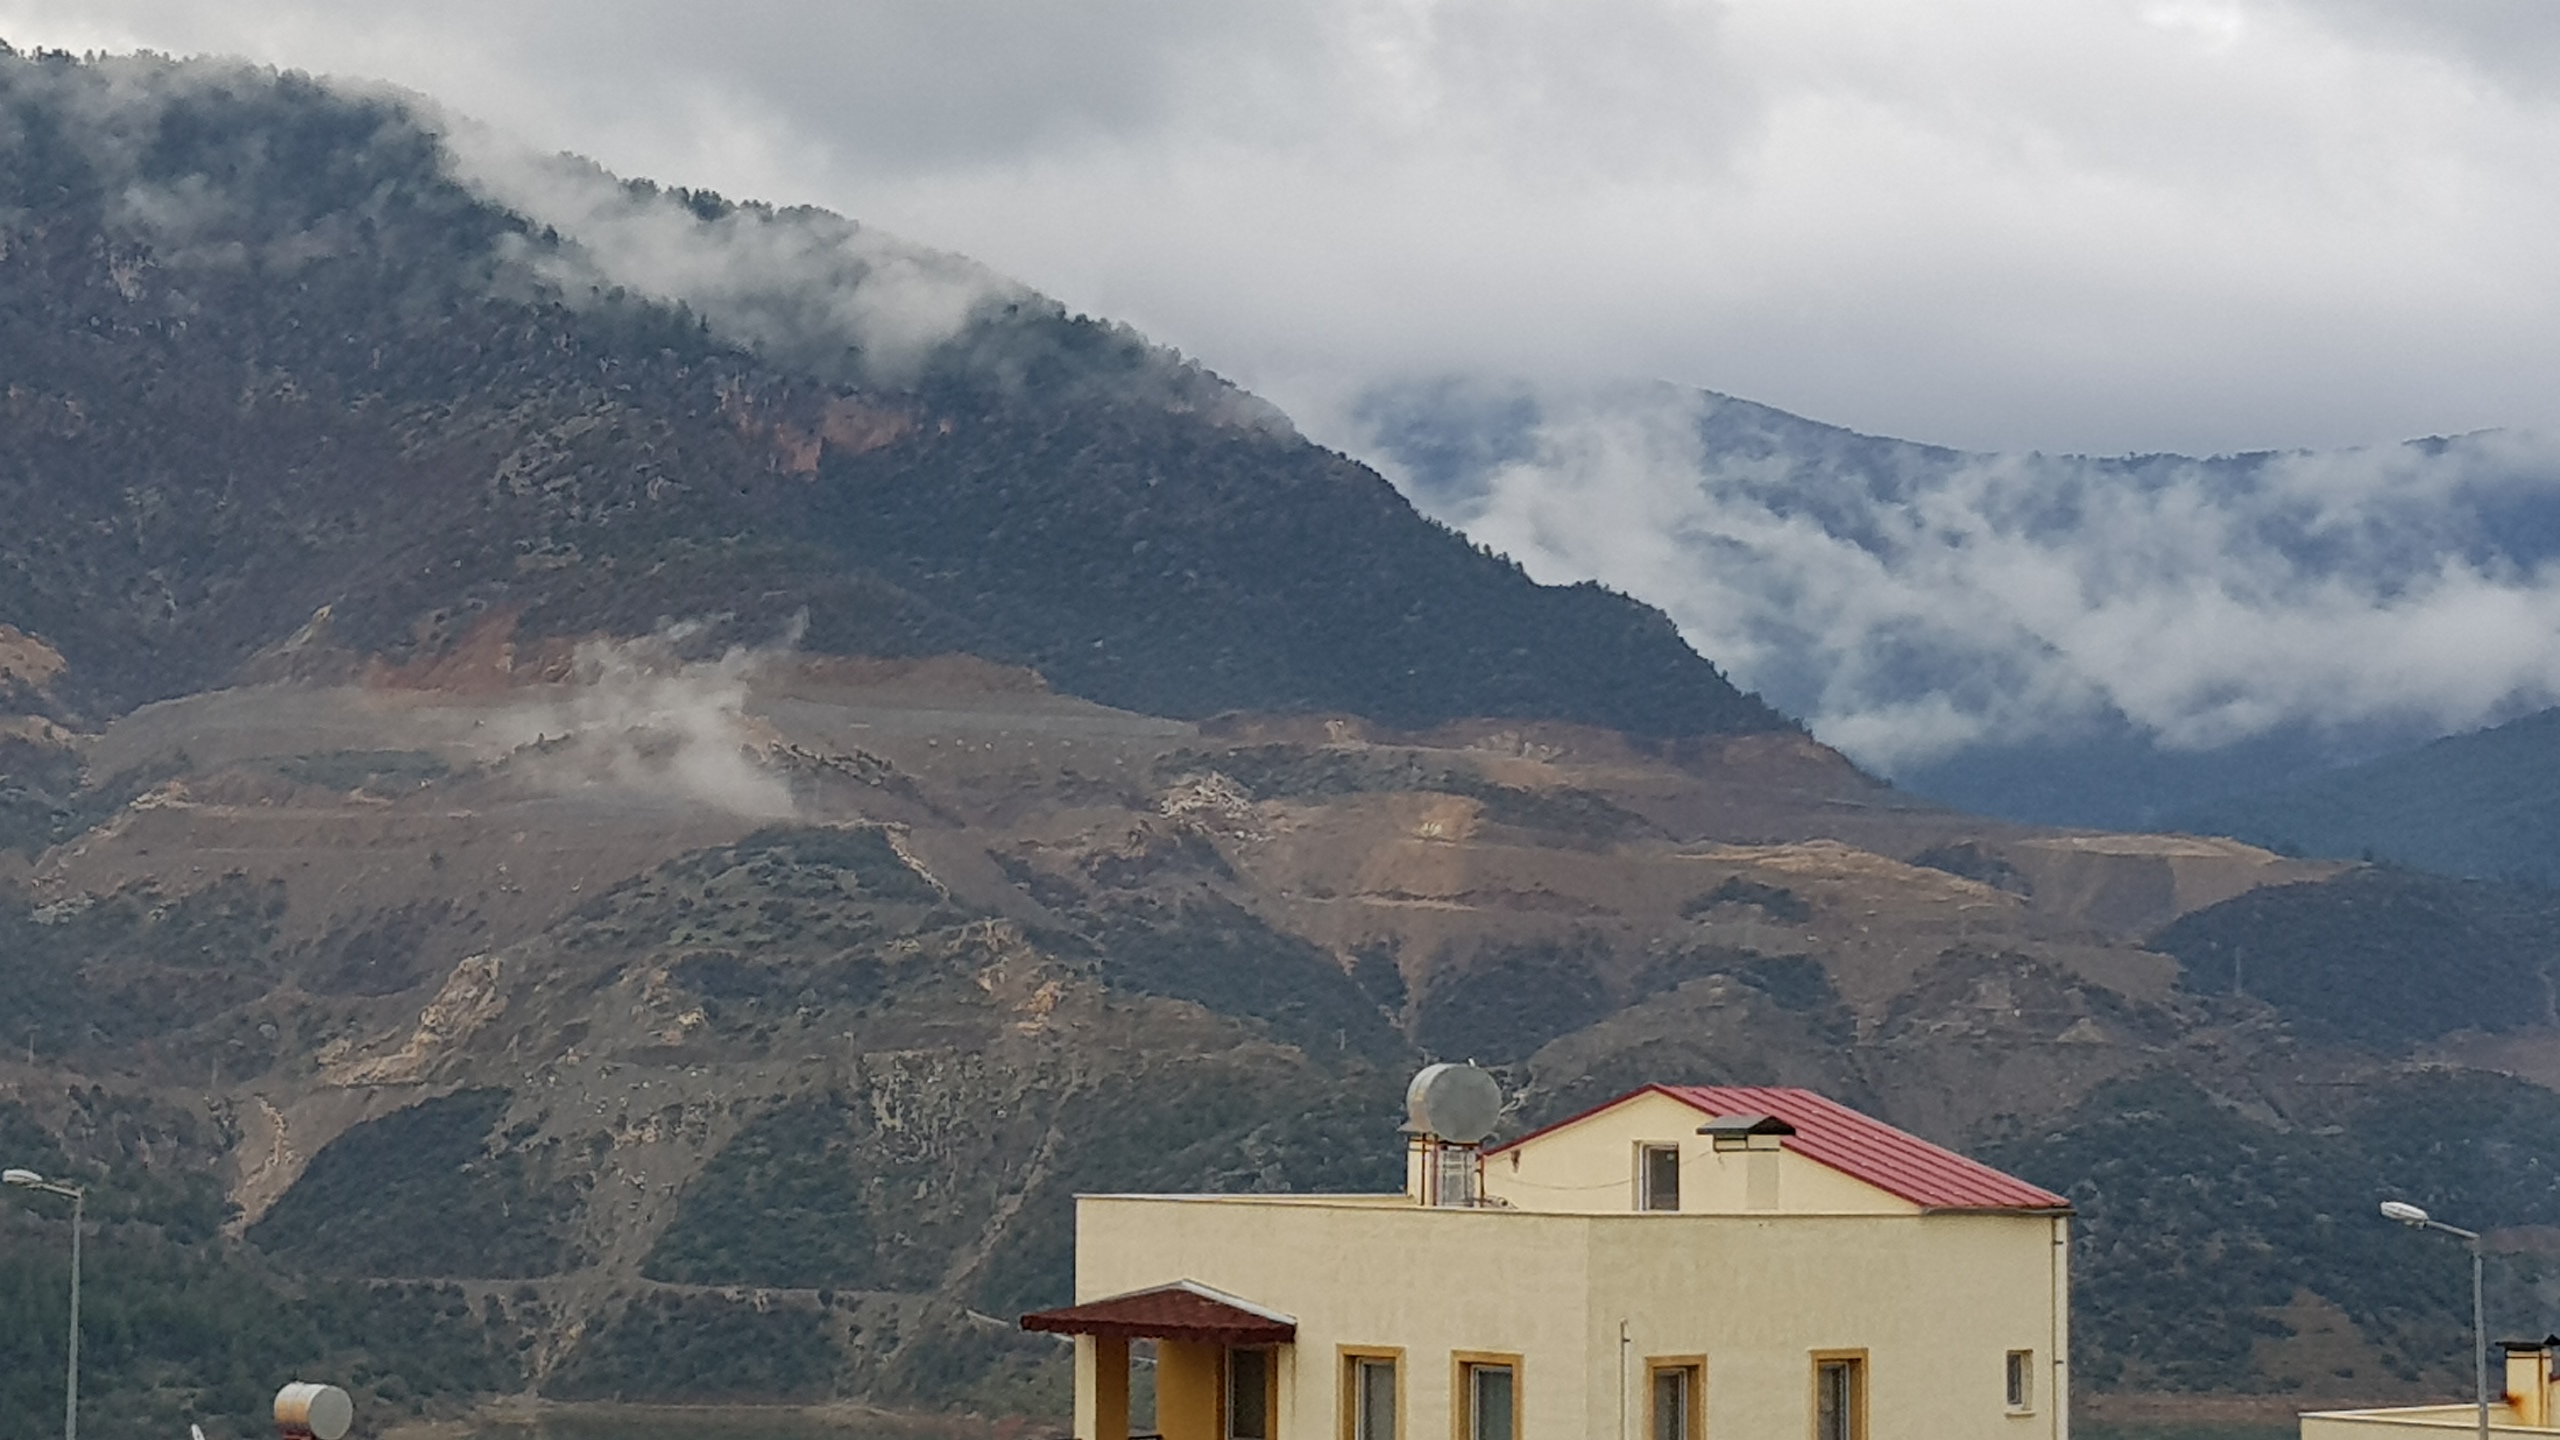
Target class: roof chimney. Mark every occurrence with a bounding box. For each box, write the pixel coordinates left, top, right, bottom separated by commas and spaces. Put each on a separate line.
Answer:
2505, 1338, 2557, 1427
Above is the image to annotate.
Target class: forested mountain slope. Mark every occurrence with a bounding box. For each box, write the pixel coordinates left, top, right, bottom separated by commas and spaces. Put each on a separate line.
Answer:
2176, 706, 2560, 888
0, 46, 1779, 740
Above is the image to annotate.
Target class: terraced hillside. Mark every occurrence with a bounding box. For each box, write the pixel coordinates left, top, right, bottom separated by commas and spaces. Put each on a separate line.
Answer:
5, 642, 2554, 1435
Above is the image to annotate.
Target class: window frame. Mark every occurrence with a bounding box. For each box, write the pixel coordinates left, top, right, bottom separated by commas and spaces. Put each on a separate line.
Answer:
2004, 1349, 2034, 1414
1450, 1351, 1523, 1440
1340, 1345, 1405, 1440
1811, 1350, 1867, 1440
1639, 1142, 1683, 1211
1647, 1355, 1707, 1440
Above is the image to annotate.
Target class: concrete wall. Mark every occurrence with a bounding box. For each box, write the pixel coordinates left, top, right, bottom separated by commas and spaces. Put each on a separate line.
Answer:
1480, 1091, 1918, 1217
1074, 1194, 2065, 1440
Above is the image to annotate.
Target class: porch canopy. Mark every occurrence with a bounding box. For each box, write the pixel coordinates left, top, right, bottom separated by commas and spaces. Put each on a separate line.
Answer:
1020, 1279, 1297, 1346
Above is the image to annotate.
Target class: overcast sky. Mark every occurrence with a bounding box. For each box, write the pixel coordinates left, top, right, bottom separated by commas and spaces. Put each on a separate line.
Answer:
5, 0, 2558, 456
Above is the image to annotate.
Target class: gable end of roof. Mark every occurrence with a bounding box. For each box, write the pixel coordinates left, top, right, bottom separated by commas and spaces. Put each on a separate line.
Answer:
1487, 1083, 2069, 1214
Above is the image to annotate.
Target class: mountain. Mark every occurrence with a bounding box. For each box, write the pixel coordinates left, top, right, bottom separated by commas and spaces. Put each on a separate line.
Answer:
1346, 377, 2560, 830
0, 46, 1781, 743
7, 45, 2560, 1440
2173, 706, 2560, 887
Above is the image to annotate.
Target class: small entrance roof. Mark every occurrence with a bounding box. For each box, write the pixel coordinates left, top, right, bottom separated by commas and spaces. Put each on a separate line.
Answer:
1021, 1280, 1298, 1346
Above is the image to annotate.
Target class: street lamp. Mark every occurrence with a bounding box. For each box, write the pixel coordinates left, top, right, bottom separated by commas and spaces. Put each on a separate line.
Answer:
2381, 1200, 2487, 1440
5, 1166, 85, 1440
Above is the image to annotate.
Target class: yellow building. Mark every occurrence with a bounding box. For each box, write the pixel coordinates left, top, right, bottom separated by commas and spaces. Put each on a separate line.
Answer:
1023, 1072, 2073, 1440
2303, 1339, 2560, 1438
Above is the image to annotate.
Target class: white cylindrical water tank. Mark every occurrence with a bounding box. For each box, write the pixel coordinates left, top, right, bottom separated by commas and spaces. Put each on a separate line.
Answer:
274, 1381, 353, 1440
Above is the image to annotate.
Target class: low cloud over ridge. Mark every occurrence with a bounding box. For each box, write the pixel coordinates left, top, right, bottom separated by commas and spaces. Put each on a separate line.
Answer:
442, 128, 1028, 384
1347, 379, 2560, 777
8, 1, 2560, 454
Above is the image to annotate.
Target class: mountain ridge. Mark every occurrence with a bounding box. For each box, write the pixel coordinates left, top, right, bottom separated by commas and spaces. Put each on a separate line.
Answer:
0, 45, 1784, 742
2172, 704, 2560, 888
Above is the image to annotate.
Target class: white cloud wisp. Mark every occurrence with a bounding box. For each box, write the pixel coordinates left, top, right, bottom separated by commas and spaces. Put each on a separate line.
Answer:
1354, 381, 2560, 774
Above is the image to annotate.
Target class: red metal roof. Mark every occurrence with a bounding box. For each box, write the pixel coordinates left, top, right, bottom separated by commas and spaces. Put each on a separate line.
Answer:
1020, 1280, 1297, 1345
1488, 1083, 2070, 1214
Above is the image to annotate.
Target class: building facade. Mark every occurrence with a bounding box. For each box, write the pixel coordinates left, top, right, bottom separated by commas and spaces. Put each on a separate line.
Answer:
1024, 1078, 2073, 1440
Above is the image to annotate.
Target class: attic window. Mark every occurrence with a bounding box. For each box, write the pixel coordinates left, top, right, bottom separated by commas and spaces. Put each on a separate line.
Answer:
1640, 1144, 1681, 1211
1696, 1114, 1795, 1153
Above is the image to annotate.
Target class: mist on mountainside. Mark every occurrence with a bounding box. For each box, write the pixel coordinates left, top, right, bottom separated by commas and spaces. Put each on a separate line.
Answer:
1337, 376, 2560, 828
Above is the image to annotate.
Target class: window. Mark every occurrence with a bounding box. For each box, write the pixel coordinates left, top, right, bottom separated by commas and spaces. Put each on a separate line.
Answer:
1814, 1355, 1865, 1440
1230, 1348, 1271, 1440
1641, 1143, 1682, 1211
2005, 1350, 2033, 1412
1344, 1351, 1399, 1440
1650, 1361, 1703, 1440
1460, 1360, 1516, 1440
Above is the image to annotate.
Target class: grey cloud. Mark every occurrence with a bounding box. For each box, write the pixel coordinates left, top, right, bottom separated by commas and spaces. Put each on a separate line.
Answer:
19, 1, 2560, 455
2305, 0, 2560, 100
0, 0, 1323, 170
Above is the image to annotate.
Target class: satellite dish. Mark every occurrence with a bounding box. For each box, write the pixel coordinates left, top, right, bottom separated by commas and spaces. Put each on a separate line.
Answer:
274, 1382, 353, 1440
1406, 1063, 1502, 1144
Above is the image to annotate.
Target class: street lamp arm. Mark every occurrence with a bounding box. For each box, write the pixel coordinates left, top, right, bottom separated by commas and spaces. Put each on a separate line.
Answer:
3, 1169, 83, 1201
2379, 1199, 2489, 1440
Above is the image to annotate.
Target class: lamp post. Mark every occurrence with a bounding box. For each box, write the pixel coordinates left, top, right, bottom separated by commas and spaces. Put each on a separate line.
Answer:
2382, 1201, 2487, 1440
4, 1166, 84, 1440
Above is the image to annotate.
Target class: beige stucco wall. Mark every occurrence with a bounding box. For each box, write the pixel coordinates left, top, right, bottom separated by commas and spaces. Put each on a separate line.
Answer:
1074, 1193, 2066, 1440
1478, 1090, 1919, 1216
